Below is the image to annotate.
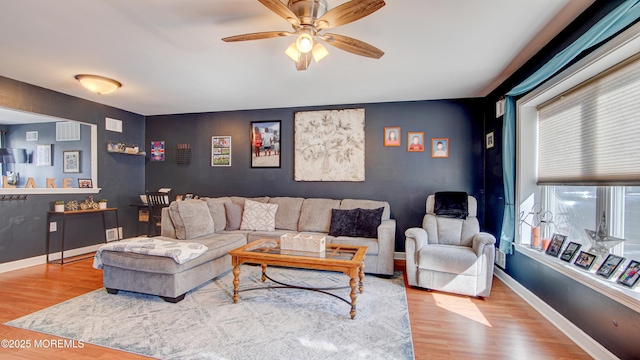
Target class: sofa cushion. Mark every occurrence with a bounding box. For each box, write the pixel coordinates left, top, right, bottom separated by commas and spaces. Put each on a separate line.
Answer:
230, 196, 270, 207
328, 208, 359, 237
204, 197, 231, 232
356, 207, 384, 238
169, 200, 215, 240
100, 234, 246, 275
340, 199, 391, 221
240, 199, 278, 231
268, 197, 304, 231
417, 244, 478, 276
298, 198, 341, 232
224, 202, 243, 231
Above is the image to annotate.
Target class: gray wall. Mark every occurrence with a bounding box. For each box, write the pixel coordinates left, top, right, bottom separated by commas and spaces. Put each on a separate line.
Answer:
0, 76, 145, 264
145, 100, 487, 251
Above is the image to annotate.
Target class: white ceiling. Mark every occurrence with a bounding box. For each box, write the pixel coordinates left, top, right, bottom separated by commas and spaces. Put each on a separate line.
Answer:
0, 0, 594, 116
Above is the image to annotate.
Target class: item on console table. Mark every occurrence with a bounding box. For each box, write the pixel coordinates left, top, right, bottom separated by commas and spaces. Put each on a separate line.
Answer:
280, 233, 325, 253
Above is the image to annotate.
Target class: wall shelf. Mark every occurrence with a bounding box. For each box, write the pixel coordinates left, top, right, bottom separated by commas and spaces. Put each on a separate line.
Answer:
106, 141, 146, 156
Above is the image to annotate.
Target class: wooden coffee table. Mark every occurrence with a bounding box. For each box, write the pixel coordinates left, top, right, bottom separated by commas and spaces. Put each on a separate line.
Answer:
228, 239, 367, 319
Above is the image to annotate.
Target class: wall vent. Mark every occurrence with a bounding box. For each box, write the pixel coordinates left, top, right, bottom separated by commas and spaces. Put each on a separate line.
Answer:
26, 131, 38, 141
105, 227, 123, 242
495, 248, 506, 269
105, 117, 123, 133
56, 122, 81, 141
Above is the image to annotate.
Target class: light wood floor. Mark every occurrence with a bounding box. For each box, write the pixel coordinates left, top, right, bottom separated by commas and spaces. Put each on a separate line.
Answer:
0, 259, 591, 359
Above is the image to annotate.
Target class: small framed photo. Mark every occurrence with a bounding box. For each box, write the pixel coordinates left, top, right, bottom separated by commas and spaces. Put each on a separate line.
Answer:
35, 144, 52, 166
212, 136, 232, 166
251, 120, 281, 168
62, 150, 80, 173
78, 179, 93, 188
384, 127, 401, 147
617, 260, 640, 289
596, 254, 626, 279
574, 251, 597, 270
407, 132, 424, 152
560, 242, 582, 262
431, 138, 449, 158
545, 233, 567, 257
486, 131, 495, 149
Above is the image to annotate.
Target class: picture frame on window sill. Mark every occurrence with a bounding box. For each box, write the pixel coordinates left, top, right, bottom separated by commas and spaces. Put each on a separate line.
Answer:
617, 260, 640, 289
574, 251, 597, 270
545, 233, 567, 257
596, 254, 626, 279
560, 241, 582, 262
78, 179, 93, 188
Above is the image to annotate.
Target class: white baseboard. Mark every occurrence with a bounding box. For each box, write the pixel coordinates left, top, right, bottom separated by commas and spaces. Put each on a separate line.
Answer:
494, 267, 618, 360
0, 244, 103, 274
394, 252, 406, 260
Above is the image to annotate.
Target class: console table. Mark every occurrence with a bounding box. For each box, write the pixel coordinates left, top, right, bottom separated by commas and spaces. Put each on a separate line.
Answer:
46, 208, 119, 265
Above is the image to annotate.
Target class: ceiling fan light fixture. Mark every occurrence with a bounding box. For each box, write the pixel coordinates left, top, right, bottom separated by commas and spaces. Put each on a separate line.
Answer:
311, 42, 329, 63
75, 74, 121, 95
295, 28, 314, 53
285, 42, 301, 61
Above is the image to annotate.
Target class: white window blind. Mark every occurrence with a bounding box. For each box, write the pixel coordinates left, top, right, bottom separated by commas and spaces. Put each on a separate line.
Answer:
537, 55, 640, 185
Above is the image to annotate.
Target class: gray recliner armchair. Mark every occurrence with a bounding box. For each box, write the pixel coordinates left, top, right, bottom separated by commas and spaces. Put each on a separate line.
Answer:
405, 194, 496, 297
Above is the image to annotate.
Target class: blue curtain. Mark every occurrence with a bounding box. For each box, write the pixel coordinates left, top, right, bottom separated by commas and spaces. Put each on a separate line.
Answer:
498, 0, 640, 254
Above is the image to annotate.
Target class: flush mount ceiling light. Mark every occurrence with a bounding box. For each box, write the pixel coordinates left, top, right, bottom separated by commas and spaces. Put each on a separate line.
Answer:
222, 0, 385, 71
74, 74, 122, 95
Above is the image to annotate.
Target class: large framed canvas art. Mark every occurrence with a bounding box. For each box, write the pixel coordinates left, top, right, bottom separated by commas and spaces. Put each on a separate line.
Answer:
294, 108, 365, 181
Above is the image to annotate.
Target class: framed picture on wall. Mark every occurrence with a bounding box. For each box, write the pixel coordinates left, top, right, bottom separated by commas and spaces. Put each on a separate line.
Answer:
431, 138, 449, 158
150, 141, 165, 161
384, 127, 401, 147
617, 260, 640, 289
596, 254, 626, 279
251, 120, 281, 168
486, 131, 495, 149
35, 144, 52, 166
407, 132, 424, 152
212, 136, 231, 166
62, 150, 80, 173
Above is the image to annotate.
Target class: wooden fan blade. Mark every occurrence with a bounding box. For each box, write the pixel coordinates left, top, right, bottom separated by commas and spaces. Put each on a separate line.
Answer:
295, 52, 312, 71
222, 31, 293, 42
258, 0, 300, 26
323, 33, 384, 59
316, 0, 385, 30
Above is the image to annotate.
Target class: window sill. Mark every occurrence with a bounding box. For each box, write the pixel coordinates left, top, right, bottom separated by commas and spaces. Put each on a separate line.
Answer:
0, 188, 101, 195
515, 244, 640, 313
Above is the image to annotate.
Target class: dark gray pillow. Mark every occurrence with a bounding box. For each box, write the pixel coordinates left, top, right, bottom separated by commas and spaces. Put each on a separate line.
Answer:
329, 208, 359, 237
224, 202, 243, 231
356, 207, 384, 238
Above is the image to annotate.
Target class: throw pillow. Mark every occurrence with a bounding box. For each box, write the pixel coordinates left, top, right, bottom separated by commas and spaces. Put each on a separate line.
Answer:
168, 200, 215, 240
240, 199, 278, 231
356, 207, 384, 238
224, 202, 243, 231
328, 208, 359, 237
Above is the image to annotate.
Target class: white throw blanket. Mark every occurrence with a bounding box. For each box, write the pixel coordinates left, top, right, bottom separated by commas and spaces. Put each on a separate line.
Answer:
93, 237, 208, 269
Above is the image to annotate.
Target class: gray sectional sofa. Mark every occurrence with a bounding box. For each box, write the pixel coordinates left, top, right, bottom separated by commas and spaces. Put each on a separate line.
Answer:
99, 196, 395, 302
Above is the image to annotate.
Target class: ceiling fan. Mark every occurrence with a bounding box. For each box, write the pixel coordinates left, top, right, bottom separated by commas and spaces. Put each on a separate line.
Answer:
222, 0, 386, 71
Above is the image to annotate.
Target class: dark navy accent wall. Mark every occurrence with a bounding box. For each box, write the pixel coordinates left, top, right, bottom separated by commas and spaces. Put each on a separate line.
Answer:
484, 1, 639, 358
145, 100, 486, 252
0, 76, 145, 264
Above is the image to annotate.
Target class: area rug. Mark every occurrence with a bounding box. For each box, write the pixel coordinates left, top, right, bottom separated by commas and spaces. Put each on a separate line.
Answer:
7, 266, 414, 360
